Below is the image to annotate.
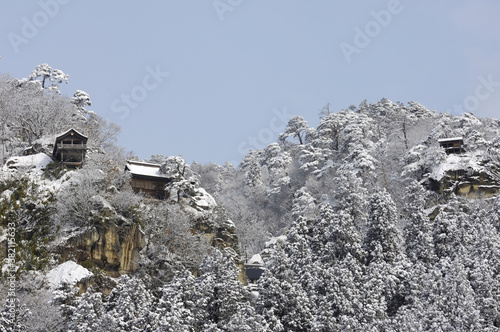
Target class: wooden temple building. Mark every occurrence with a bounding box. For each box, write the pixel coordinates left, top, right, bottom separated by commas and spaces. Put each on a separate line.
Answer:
124, 160, 172, 199
438, 137, 465, 155
52, 129, 88, 167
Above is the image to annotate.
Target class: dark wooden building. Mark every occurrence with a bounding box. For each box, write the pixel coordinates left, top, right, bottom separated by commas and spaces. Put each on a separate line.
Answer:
244, 254, 265, 285
125, 160, 172, 199
438, 137, 465, 155
52, 129, 88, 167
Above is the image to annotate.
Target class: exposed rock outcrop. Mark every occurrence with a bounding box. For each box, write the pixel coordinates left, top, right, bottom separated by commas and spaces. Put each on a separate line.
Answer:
427, 167, 500, 198
56, 220, 145, 278
426, 153, 500, 198
193, 207, 246, 283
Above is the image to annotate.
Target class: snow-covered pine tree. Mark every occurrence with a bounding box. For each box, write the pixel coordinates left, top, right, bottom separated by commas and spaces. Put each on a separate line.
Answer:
257, 231, 315, 331
403, 180, 436, 265
363, 189, 401, 264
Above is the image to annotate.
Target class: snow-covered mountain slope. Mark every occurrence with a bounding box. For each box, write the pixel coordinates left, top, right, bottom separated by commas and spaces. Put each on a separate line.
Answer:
2, 83, 500, 330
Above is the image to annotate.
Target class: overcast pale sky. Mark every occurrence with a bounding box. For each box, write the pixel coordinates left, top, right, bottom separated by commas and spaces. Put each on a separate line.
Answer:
1, 1, 499, 165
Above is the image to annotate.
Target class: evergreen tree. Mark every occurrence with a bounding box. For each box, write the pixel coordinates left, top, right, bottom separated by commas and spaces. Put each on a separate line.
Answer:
154, 270, 198, 331
196, 250, 250, 330
65, 291, 105, 332
403, 180, 435, 264
263, 143, 292, 196
364, 189, 401, 264
257, 235, 315, 331
279, 115, 310, 146
101, 275, 154, 331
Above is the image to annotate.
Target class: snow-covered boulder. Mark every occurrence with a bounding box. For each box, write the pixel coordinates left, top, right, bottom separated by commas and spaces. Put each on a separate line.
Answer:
190, 187, 217, 211
46, 261, 93, 290
3, 153, 53, 173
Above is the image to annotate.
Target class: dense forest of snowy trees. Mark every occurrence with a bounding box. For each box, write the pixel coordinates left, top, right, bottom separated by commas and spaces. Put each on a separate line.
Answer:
1, 65, 500, 331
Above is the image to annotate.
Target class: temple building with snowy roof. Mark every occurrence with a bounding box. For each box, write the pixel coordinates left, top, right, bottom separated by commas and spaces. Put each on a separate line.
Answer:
124, 160, 173, 199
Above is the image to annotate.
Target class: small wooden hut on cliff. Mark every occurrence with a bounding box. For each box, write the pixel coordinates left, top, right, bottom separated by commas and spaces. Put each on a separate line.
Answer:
438, 137, 464, 155
52, 129, 88, 167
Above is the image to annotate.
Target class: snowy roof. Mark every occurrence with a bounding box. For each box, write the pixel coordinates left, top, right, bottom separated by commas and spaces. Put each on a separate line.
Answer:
438, 137, 463, 143
246, 254, 264, 266
55, 128, 88, 140
125, 160, 171, 179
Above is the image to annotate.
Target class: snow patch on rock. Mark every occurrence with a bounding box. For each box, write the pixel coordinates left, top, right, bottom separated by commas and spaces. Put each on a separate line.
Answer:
430, 153, 481, 181
192, 187, 217, 209
3, 153, 52, 173
46, 261, 93, 289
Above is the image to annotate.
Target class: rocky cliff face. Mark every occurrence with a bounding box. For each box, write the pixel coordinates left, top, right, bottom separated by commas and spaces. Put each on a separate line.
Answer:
56, 220, 145, 278
54, 185, 244, 281
193, 207, 245, 283
422, 151, 500, 199
0, 155, 244, 285
427, 166, 500, 198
